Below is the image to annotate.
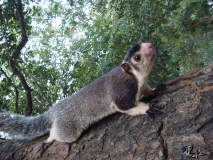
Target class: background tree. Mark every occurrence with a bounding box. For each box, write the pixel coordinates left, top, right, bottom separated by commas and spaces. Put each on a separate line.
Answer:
0, 0, 212, 116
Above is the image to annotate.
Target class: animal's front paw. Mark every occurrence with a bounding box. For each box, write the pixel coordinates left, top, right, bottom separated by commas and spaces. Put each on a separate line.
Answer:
140, 95, 154, 103
146, 101, 163, 119
140, 84, 167, 103
154, 83, 167, 94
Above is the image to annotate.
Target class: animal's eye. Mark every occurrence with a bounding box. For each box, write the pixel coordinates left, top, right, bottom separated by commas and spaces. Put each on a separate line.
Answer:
134, 55, 141, 61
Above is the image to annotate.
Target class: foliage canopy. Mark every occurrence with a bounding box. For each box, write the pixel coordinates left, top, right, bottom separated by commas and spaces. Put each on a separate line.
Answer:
0, 0, 212, 115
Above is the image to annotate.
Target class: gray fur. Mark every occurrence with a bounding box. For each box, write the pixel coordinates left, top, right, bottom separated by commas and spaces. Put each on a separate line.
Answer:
46, 67, 132, 142
0, 112, 52, 139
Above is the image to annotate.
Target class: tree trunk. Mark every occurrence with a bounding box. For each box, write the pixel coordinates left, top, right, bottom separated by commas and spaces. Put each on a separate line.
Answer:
1, 64, 213, 160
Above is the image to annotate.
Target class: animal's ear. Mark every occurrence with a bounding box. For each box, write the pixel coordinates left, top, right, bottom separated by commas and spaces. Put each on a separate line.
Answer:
121, 62, 132, 73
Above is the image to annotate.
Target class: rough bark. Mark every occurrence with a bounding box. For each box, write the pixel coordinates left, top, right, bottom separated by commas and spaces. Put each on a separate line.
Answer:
1, 64, 213, 160
9, 0, 32, 116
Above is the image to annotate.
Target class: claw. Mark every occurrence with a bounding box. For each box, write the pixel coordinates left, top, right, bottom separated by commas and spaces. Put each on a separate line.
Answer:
146, 102, 163, 119
151, 108, 163, 115
154, 83, 167, 94
141, 84, 167, 103
140, 95, 154, 103
146, 110, 155, 119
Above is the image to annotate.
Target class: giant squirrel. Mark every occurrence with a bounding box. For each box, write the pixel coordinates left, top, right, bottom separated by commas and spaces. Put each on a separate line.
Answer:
0, 42, 163, 143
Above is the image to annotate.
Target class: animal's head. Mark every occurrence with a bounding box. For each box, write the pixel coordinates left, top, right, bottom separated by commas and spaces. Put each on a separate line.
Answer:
122, 43, 156, 78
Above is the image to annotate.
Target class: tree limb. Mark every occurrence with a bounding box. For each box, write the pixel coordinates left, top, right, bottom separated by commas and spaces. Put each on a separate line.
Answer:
1, 64, 213, 159
9, 0, 32, 116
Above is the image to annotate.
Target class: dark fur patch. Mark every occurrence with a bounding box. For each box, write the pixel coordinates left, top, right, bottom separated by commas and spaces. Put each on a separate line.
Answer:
79, 66, 138, 111
130, 62, 140, 71
111, 67, 138, 111
124, 44, 141, 62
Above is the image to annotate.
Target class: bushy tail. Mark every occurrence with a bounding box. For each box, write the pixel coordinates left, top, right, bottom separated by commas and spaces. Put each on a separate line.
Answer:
0, 112, 52, 139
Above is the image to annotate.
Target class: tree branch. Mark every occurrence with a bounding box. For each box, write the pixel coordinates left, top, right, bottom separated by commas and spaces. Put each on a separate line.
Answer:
1, 64, 213, 159
9, 0, 32, 116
